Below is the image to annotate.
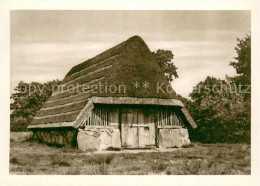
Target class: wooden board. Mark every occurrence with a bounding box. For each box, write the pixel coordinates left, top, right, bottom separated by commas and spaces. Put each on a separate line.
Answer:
121, 113, 128, 146
126, 112, 134, 146
121, 107, 156, 148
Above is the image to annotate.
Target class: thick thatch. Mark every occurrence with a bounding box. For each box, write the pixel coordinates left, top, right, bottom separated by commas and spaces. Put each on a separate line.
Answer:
28, 36, 197, 129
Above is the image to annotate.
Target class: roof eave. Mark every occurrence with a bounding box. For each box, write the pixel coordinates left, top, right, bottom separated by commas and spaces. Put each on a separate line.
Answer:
28, 97, 197, 129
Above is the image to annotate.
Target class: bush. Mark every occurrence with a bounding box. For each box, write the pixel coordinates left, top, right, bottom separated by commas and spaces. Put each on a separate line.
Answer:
10, 157, 19, 165
10, 80, 61, 132
10, 118, 28, 132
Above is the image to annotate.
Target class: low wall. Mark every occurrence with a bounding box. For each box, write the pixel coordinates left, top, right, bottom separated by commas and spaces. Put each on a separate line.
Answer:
158, 128, 191, 148
30, 127, 191, 150
77, 127, 121, 151
32, 127, 77, 147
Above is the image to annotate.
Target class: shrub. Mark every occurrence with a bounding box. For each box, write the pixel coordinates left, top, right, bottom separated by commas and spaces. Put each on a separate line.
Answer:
10, 118, 28, 132
10, 157, 19, 165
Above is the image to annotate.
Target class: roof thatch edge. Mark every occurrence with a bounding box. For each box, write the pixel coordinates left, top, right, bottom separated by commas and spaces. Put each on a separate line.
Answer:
28, 97, 197, 129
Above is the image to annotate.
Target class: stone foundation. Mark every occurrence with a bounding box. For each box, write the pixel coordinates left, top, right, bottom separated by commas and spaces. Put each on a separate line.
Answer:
158, 128, 191, 148
32, 127, 77, 147
77, 128, 121, 151
31, 127, 191, 150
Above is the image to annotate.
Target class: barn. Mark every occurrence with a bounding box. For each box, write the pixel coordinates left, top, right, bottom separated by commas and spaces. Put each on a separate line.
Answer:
28, 36, 197, 151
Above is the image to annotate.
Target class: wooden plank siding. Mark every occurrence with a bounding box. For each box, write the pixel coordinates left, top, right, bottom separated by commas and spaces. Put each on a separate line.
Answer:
82, 104, 186, 148
84, 104, 119, 127
83, 105, 185, 128
156, 107, 184, 127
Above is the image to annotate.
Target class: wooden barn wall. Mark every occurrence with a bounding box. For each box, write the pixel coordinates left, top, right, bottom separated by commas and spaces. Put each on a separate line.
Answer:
83, 104, 185, 128
82, 104, 186, 148
31, 105, 187, 147
83, 104, 120, 128
156, 107, 185, 127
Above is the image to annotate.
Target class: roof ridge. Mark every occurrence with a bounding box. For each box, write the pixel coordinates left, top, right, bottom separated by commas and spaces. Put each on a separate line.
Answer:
65, 35, 145, 77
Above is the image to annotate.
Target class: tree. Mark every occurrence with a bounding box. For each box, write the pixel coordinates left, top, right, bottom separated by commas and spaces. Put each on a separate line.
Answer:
189, 76, 250, 143
230, 34, 251, 86
186, 34, 251, 143
152, 49, 178, 82
10, 79, 61, 131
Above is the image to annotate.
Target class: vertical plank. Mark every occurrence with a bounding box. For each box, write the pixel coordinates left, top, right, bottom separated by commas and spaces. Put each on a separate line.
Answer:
166, 109, 168, 125
99, 107, 101, 126
177, 112, 180, 126
102, 107, 104, 126
100, 107, 102, 126
144, 127, 150, 145
138, 108, 144, 124
95, 108, 97, 125
102, 107, 104, 125
157, 110, 159, 126
159, 109, 161, 126
177, 111, 184, 126
169, 110, 173, 126
132, 109, 138, 147
96, 107, 99, 126
160, 108, 163, 126
127, 112, 133, 146
174, 112, 177, 125
106, 108, 108, 125
162, 109, 165, 126
121, 113, 127, 146
138, 109, 144, 147
108, 107, 113, 125
132, 108, 138, 124
92, 108, 95, 126
139, 127, 145, 147
133, 127, 138, 147
90, 111, 93, 126
149, 114, 156, 146
114, 108, 119, 124
95, 108, 97, 126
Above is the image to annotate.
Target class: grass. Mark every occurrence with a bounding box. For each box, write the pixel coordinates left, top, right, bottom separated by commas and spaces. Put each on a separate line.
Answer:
51, 156, 70, 167
182, 143, 194, 148
84, 154, 114, 165
151, 163, 167, 173
9, 141, 250, 175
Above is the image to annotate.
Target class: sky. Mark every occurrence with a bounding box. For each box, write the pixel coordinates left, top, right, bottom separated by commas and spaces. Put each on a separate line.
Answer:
10, 10, 251, 98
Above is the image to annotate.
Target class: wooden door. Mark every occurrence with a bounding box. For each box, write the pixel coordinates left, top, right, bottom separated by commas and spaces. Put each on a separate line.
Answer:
121, 107, 155, 148
121, 108, 138, 148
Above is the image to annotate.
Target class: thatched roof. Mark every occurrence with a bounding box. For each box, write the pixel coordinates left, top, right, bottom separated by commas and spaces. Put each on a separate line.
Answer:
28, 36, 197, 129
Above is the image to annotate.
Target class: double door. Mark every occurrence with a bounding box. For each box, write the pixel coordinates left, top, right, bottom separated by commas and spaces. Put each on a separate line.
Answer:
121, 108, 155, 148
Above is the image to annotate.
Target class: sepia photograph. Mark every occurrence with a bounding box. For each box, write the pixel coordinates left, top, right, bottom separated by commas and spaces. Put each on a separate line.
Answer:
9, 10, 251, 176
